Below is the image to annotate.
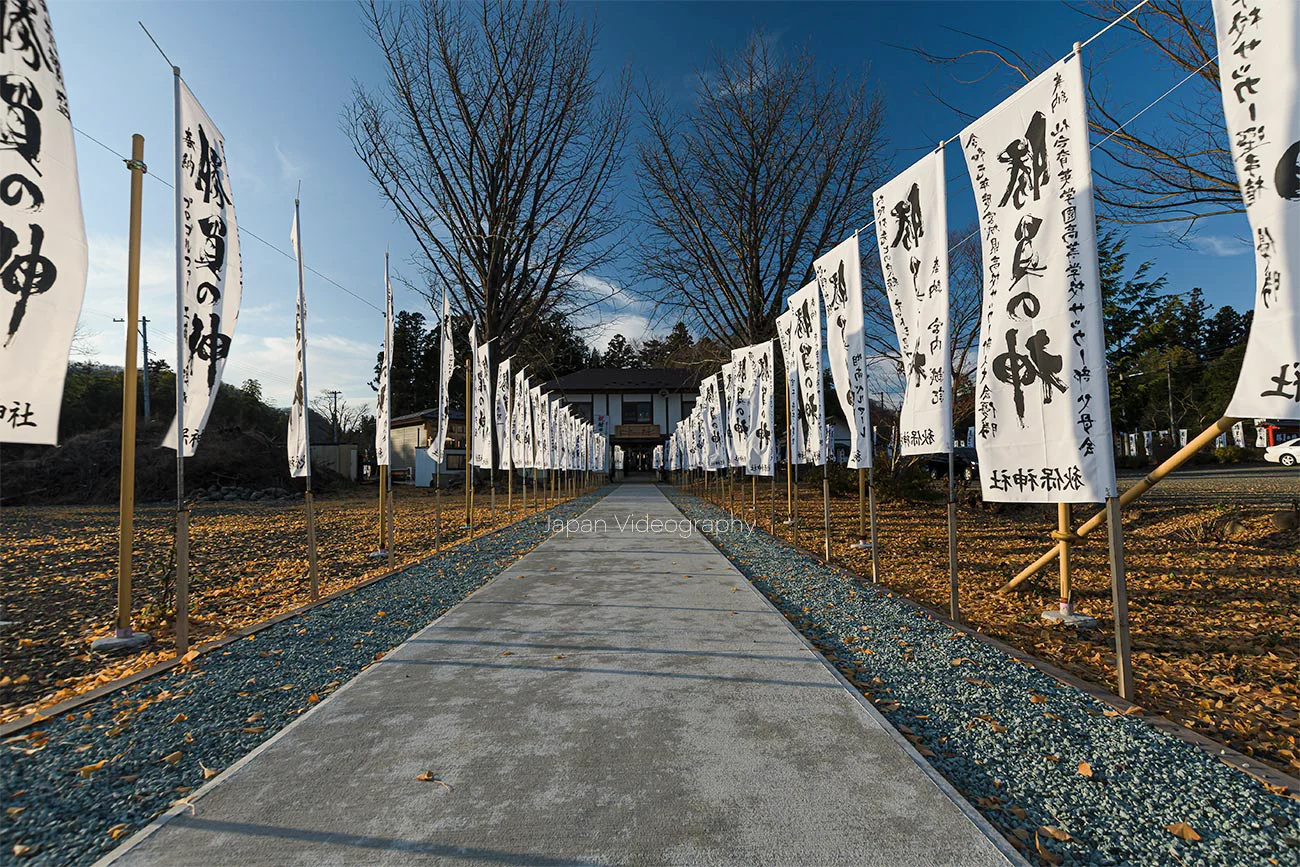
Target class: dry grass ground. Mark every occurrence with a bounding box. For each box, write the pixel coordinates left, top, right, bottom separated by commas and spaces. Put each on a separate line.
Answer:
0, 483, 576, 725
695, 472, 1300, 779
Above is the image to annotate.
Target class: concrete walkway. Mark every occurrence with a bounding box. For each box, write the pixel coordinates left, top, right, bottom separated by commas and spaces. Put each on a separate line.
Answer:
105, 485, 1017, 867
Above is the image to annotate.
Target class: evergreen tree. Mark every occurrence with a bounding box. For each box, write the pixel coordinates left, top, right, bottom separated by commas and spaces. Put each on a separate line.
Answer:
602, 334, 636, 369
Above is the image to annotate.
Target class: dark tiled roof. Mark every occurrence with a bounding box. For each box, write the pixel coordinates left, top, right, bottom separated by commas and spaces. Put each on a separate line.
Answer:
391, 408, 465, 428
543, 368, 701, 393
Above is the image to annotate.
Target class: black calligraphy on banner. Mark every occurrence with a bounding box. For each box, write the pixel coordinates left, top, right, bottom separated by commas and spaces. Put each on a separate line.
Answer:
746, 341, 776, 476
0, 0, 86, 446
873, 149, 952, 457
1211, 0, 1300, 421
816, 234, 871, 468
960, 55, 1116, 503
788, 282, 825, 465
164, 79, 241, 457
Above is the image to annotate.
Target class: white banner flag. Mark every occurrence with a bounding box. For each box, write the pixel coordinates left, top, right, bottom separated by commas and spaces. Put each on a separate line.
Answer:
1213, 0, 1300, 419
728, 350, 754, 467
775, 309, 804, 464
512, 367, 528, 468
0, 0, 87, 444
428, 290, 453, 462
163, 79, 242, 456
788, 282, 827, 465
816, 234, 872, 467
470, 326, 492, 469
1231, 420, 1245, 447
495, 356, 511, 471
720, 360, 736, 466
287, 202, 310, 477
874, 149, 952, 457
960, 54, 1116, 502
375, 255, 393, 466
701, 373, 727, 470
528, 385, 542, 469
748, 341, 776, 475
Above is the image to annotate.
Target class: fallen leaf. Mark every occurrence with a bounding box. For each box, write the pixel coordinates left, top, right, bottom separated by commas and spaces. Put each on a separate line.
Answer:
1029, 694, 1048, 704
6, 807, 25, 818
1041, 825, 1071, 842
107, 823, 130, 839
161, 751, 182, 765
1035, 833, 1063, 865
1077, 761, 1093, 778
12, 844, 32, 857
168, 713, 188, 724
180, 650, 199, 665
241, 726, 265, 734
307, 694, 319, 704
245, 712, 264, 723
201, 764, 220, 780
1166, 822, 1201, 842
77, 759, 106, 778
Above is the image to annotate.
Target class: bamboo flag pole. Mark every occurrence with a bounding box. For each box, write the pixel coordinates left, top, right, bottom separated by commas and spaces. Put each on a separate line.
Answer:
170, 66, 190, 658
387, 466, 395, 569
855, 467, 867, 548
292, 192, 319, 601
1000, 415, 1238, 594
947, 448, 958, 621
105, 134, 149, 650
506, 377, 513, 513
464, 352, 472, 531
1056, 502, 1074, 616
821, 456, 831, 563
377, 464, 387, 552
1105, 494, 1135, 701
868, 461, 880, 581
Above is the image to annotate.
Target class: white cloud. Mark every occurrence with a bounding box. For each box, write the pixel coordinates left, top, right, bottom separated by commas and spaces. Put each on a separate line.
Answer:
232, 330, 378, 408
1190, 234, 1250, 257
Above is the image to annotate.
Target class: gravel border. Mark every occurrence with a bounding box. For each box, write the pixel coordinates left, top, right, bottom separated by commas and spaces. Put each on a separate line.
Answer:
663, 486, 1300, 867
1, 490, 609, 867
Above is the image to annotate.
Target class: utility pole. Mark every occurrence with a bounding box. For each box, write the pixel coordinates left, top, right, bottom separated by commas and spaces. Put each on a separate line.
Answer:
114, 315, 152, 421
139, 317, 151, 421
326, 389, 342, 442
1166, 359, 1176, 447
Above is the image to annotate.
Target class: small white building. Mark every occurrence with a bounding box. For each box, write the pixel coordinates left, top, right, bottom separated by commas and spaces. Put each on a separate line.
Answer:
389, 408, 467, 486
542, 368, 701, 473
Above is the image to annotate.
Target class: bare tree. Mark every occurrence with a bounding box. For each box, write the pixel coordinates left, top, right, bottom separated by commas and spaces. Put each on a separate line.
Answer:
861, 226, 983, 420
637, 34, 889, 349
311, 390, 372, 441
346, 0, 631, 359
912, 1, 1237, 227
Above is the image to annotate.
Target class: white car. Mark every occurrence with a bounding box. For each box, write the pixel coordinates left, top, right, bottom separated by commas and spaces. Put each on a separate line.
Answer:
1264, 438, 1300, 467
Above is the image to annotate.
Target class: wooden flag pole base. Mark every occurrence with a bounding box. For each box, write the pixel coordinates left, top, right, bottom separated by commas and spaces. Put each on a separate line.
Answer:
175, 508, 190, 656
1105, 495, 1135, 701
387, 473, 396, 570
305, 490, 319, 600
821, 464, 831, 563
947, 450, 959, 622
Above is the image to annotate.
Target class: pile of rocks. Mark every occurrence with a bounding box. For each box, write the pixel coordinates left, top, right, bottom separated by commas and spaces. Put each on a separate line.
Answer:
198, 484, 296, 502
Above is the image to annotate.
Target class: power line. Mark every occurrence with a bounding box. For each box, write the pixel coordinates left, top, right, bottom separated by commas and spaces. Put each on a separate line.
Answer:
70, 124, 385, 315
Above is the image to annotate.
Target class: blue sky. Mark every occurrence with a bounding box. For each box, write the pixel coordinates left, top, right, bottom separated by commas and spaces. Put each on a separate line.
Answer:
55, 0, 1252, 409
